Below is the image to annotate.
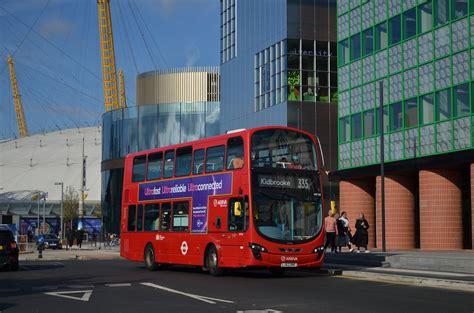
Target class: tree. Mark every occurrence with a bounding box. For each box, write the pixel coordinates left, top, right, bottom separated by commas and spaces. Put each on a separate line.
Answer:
63, 186, 79, 228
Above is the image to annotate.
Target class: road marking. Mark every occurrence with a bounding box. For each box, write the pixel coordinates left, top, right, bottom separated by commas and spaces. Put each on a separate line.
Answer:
44, 290, 93, 302
141, 282, 234, 304
105, 283, 132, 287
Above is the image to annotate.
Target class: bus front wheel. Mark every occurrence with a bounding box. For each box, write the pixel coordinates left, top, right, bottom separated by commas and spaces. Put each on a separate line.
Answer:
206, 245, 223, 276
144, 244, 159, 271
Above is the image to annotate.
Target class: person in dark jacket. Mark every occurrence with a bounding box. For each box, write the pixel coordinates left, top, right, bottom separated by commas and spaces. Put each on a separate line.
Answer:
335, 213, 349, 252
76, 228, 84, 250
66, 228, 74, 250
353, 213, 370, 253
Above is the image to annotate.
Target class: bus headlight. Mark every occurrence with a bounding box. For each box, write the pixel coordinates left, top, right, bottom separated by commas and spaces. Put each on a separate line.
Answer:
249, 243, 267, 252
313, 246, 324, 253
249, 243, 267, 261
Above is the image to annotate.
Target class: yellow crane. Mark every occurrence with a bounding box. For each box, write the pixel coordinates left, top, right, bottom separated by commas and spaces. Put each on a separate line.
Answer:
97, 0, 119, 112
119, 68, 127, 109
7, 55, 28, 138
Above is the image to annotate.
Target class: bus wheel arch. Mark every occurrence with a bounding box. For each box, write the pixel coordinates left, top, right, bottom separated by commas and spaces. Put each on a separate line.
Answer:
144, 243, 159, 271
204, 243, 223, 276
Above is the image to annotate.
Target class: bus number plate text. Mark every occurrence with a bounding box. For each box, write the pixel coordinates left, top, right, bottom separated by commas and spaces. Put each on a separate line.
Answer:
281, 262, 297, 268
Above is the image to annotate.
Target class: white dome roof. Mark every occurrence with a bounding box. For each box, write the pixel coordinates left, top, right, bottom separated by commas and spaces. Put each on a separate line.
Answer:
0, 127, 102, 201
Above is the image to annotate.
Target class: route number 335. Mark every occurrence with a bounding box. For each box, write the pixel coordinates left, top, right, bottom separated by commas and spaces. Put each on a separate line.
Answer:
297, 178, 310, 190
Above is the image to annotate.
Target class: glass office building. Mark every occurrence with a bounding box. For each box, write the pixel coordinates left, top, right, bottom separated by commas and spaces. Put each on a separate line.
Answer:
101, 68, 220, 234
220, 0, 338, 209
337, 0, 474, 250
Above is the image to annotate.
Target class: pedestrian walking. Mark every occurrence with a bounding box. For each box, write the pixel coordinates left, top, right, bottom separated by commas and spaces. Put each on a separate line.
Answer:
338, 211, 353, 252
76, 228, 84, 250
335, 213, 346, 252
324, 210, 338, 252
92, 230, 98, 248
66, 228, 74, 250
352, 213, 370, 253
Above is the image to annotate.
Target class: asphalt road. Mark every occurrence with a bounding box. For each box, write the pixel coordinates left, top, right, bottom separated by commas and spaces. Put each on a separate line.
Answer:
0, 259, 472, 313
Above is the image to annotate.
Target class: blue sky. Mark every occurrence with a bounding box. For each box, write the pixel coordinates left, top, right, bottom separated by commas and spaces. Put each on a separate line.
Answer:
0, 0, 220, 139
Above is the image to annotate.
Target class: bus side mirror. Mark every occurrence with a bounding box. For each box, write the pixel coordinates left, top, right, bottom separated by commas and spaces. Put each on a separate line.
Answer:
234, 202, 242, 217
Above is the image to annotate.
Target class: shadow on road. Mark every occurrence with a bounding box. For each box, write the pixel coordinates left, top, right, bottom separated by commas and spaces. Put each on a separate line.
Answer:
134, 264, 333, 279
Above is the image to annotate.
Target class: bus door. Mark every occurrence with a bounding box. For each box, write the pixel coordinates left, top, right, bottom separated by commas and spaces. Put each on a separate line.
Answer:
169, 201, 192, 263
219, 197, 249, 260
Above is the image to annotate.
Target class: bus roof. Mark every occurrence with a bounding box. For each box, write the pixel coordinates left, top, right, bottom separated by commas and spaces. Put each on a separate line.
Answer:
125, 125, 317, 159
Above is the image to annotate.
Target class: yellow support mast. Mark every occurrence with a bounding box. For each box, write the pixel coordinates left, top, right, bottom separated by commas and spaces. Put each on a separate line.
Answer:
7, 55, 28, 138
97, 0, 119, 112
119, 68, 127, 109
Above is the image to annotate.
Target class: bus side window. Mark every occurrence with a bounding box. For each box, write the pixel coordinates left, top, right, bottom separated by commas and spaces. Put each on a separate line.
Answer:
144, 203, 160, 231
175, 146, 192, 177
137, 204, 143, 232
193, 149, 205, 175
147, 152, 163, 180
226, 137, 244, 170
132, 156, 147, 182
160, 203, 171, 231
163, 150, 175, 178
172, 202, 189, 232
128, 205, 137, 232
206, 145, 225, 173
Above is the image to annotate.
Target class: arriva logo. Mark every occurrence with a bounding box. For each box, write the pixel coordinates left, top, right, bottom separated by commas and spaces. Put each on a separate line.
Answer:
281, 256, 298, 262
213, 199, 227, 207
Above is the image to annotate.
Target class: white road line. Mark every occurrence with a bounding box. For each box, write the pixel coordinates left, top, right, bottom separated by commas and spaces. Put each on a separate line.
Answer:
140, 282, 235, 305
105, 283, 132, 287
44, 290, 93, 302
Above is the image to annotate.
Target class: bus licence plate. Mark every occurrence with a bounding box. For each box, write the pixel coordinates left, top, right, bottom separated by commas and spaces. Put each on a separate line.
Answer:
281, 262, 297, 268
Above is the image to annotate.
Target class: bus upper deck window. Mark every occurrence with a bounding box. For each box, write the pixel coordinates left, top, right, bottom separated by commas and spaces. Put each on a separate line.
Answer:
132, 156, 147, 182
193, 149, 205, 174
147, 152, 163, 180
175, 146, 192, 177
226, 137, 244, 170
163, 150, 174, 178
206, 145, 225, 173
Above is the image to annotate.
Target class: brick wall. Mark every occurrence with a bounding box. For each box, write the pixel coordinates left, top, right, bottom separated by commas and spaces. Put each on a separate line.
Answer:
376, 175, 416, 250
339, 179, 376, 248
419, 169, 463, 250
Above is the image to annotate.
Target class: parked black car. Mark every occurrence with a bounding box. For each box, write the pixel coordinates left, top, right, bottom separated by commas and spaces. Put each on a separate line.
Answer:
36, 234, 62, 249
0, 226, 19, 271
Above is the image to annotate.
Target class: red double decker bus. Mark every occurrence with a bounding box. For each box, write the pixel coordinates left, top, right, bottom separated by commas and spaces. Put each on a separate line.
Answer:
120, 126, 325, 275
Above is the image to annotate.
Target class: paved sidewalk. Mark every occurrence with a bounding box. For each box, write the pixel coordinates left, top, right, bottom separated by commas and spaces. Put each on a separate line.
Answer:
19, 247, 121, 261
322, 249, 474, 292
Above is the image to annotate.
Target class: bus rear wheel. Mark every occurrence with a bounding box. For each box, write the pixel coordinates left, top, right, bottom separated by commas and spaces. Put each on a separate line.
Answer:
206, 245, 223, 276
144, 244, 158, 271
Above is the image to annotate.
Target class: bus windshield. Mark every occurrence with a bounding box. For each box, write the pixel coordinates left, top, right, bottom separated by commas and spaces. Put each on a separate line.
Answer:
251, 129, 317, 170
253, 191, 322, 243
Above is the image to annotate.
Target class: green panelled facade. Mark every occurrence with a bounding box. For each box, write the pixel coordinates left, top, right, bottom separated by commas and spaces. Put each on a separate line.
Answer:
337, 0, 474, 170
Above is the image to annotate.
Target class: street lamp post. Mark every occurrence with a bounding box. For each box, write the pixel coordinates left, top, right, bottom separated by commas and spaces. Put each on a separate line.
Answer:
55, 182, 64, 240
42, 195, 46, 234
36, 192, 40, 236
379, 81, 386, 252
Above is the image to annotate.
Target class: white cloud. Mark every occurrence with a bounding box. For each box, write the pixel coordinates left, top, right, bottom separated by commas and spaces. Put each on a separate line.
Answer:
185, 44, 200, 67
